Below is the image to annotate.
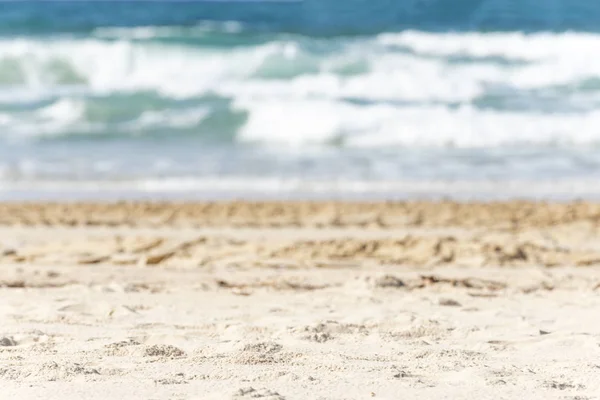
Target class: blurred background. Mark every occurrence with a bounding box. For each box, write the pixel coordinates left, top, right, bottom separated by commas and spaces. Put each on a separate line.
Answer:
2, 0, 600, 200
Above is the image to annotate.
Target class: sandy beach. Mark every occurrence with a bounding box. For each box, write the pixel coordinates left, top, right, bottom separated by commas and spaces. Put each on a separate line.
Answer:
2, 201, 600, 399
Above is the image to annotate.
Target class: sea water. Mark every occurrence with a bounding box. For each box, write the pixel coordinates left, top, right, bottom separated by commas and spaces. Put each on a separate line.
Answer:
2, 0, 600, 200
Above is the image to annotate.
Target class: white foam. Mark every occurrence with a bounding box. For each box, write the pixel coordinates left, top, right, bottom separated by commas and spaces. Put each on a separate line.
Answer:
378, 31, 600, 88
38, 98, 84, 124
0, 98, 86, 138
378, 31, 600, 61
0, 97, 209, 139
132, 107, 210, 130
2, 31, 600, 101
0, 38, 272, 98
2, 31, 600, 145
236, 98, 600, 147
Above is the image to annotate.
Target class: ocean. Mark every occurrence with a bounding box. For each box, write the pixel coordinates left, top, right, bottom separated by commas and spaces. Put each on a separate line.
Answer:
2, 0, 600, 200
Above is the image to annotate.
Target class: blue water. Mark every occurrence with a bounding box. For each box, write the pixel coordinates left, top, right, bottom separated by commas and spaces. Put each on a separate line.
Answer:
2, 0, 600, 200
6, 1, 600, 35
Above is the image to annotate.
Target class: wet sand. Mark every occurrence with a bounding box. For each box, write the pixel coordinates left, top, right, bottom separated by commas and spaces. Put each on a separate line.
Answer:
2, 201, 600, 399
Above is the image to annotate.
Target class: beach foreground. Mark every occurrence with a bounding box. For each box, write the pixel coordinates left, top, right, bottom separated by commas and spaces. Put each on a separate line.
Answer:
2, 201, 600, 399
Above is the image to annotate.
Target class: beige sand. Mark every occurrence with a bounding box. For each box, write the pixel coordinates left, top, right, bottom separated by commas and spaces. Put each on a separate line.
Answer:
1, 201, 600, 399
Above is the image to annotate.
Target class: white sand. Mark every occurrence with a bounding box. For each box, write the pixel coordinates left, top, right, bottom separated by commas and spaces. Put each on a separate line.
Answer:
1, 202, 600, 399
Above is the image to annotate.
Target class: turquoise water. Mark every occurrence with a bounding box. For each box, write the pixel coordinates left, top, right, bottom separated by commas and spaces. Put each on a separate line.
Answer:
2, 1, 600, 199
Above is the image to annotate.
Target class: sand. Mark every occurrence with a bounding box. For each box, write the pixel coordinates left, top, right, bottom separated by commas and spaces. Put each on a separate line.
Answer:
1, 201, 600, 399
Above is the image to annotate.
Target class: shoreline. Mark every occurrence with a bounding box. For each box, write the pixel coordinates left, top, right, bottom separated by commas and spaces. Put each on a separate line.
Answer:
4, 177, 600, 202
